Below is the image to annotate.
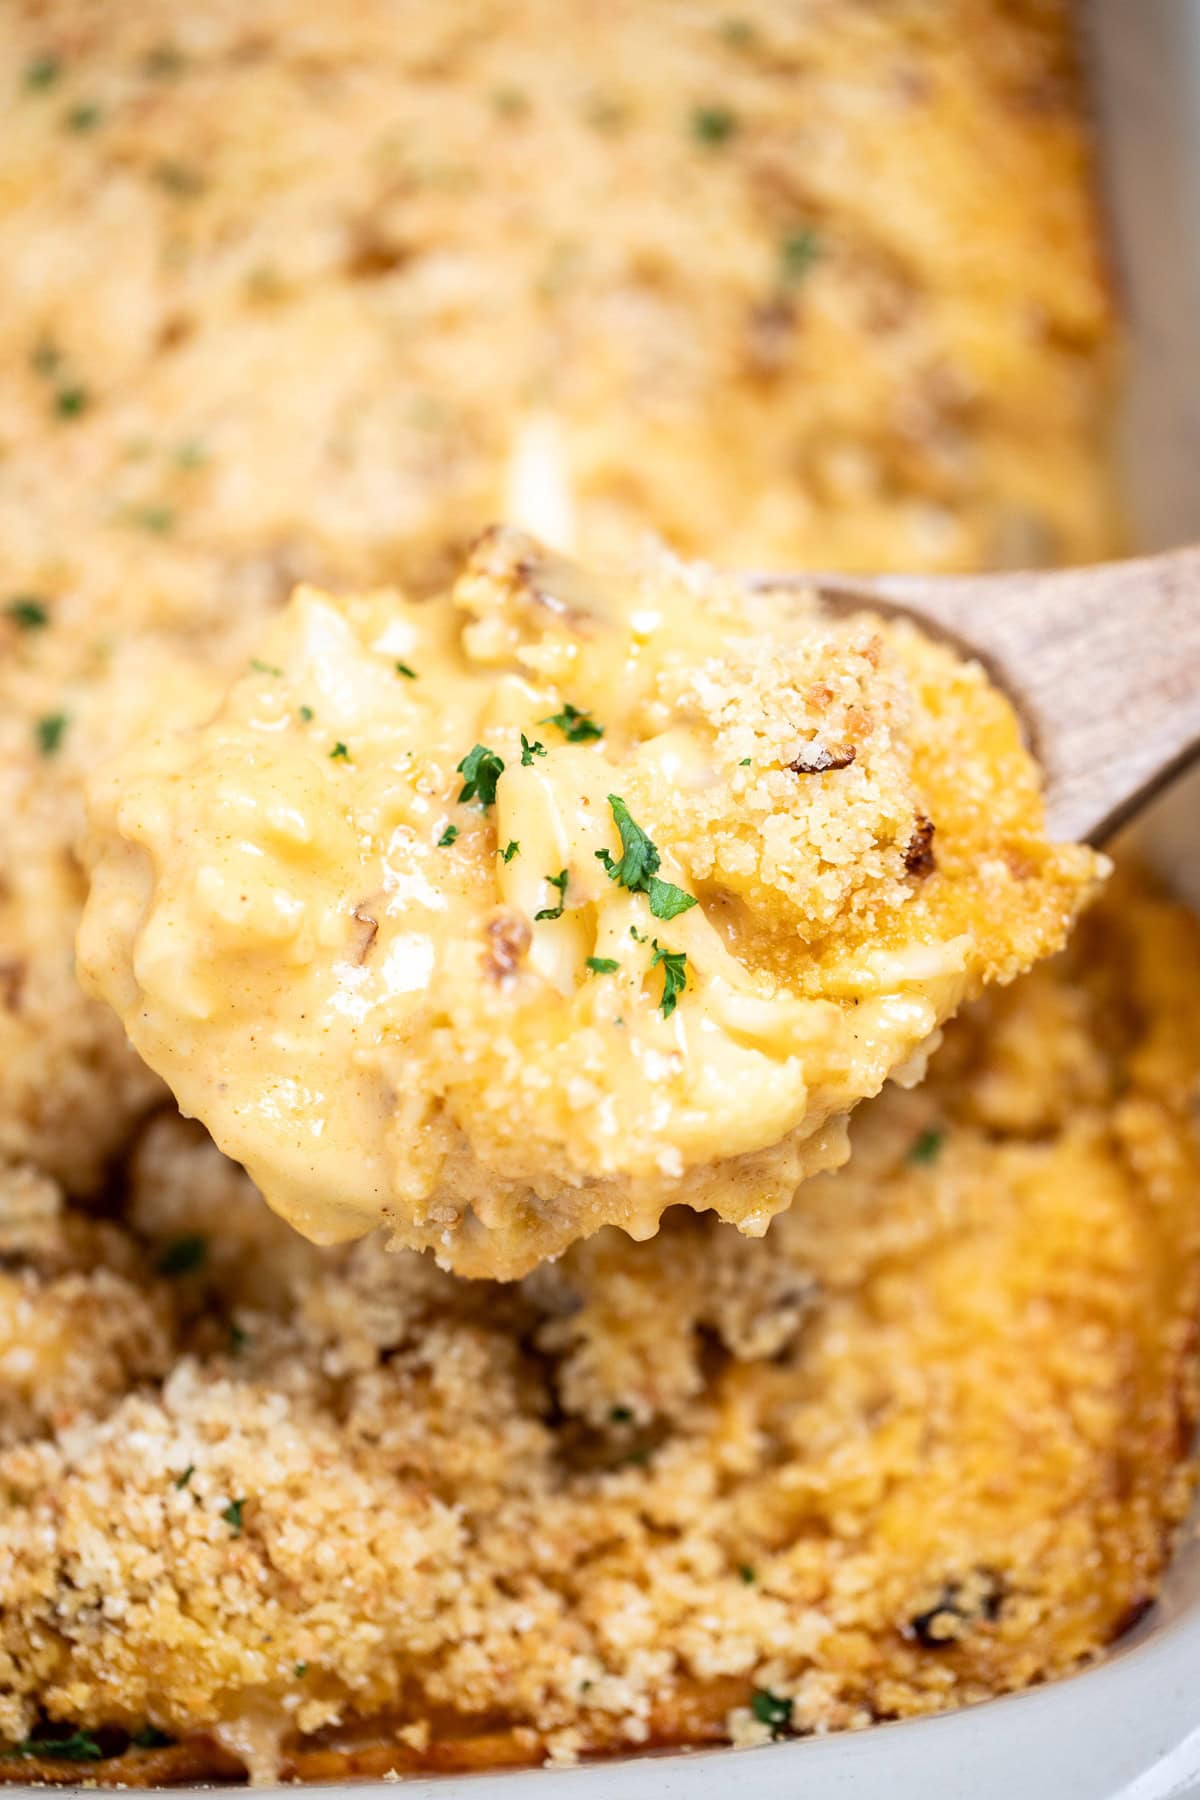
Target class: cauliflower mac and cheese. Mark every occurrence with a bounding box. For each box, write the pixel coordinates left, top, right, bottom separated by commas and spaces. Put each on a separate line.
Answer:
80, 531, 1101, 1277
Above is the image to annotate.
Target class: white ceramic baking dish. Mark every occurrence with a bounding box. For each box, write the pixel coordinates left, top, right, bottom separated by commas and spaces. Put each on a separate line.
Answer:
18, 4, 1200, 1795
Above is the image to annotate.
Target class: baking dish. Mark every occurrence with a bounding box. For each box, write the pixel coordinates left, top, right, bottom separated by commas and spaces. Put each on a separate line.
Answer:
10, 3, 1200, 1796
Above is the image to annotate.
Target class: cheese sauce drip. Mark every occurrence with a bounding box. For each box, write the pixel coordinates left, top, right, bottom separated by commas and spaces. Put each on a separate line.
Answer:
78, 530, 1102, 1277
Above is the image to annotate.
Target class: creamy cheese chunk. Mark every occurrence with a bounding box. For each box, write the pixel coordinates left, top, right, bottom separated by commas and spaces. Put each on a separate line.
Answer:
78, 530, 1103, 1277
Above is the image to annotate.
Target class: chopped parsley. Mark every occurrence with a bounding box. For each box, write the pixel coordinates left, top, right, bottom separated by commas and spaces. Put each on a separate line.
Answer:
157, 1234, 206, 1277
228, 1322, 248, 1354
500, 839, 520, 862
298, 704, 314, 722
750, 1689, 792, 1736
329, 741, 350, 761
7, 1730, 103, 1763
131, 503, 174, 534
23, 55, 62, 91
908, 1127, 944, 1166
595, 795, 697, 922
456, 742, 505, 808
153, 159, 205, 198
520, 734, 546, 766
222, 1497, 246, 1536
534, 868, 569, 921
6, 596, 49, 631
738, 1564, 757, 1584
54, 384, 88, 419
294, 1662, 309, 1678
64, 102, 101, 132
174, 1465, 194, 1491
394, 660, 417, 679
650, 940, 688, 1019
131, 1726, 175, 1749
586, 956, 619, 975
691, 104, 738, 145
739, 757, 752, 766
250, 658, 282, 676
780, 227, 821, 286
540, 701, 603, 743
609, 1404, 634, 1424
35, 712, 68, 756
437, 824, 459, 848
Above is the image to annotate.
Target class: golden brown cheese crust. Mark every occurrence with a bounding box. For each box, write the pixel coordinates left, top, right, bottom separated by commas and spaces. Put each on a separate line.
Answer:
0, 0, 1117, 1193
0, 873, 1197, 1779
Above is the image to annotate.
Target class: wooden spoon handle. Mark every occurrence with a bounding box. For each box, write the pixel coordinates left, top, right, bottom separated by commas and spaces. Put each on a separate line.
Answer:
804, 546, 1200, 845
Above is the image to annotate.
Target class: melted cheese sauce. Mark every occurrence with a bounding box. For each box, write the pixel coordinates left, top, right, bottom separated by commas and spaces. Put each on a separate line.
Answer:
78, 531, 1103, 1277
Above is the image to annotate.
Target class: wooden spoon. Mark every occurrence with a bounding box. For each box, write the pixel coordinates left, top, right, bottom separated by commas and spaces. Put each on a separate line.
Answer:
756, 544, 1200, 845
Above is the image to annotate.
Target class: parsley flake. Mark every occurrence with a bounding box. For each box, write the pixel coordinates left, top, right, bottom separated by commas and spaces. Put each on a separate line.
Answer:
541, 701, 603, 743
7, 1730, 103, 1763
908, 1128, 944, 1166
35, 712, 68, 756
520, 734, 546, 766
294, 1662, 309, 1678
438, 824, 459, 848
174, 1465, 194, 1490
228, 1322, 248, 1354
395, 661, 417, 679
750, 1689, 792, 1736
595, 796, 697, 921
534, 869, 569, 921
54, 385, 88, 419
298, 704, 314, 722
650, 940, 688, 1018
691, 104, 738, 145
64, 102, 101, 132
739, 757, 752, 766
222, 1497, 246, 1536
157, 1234, 206, 1277
586, 956, 619, 975
132, 1726, 174, 1750
500, 839, 520, 863
330, 741, 350, 761
609, 1405, 634, 1424
739, 1564, 757, 1584
250, 658, 282, 677
23, 55, 62, 91
780, 227, 821, 286
456, 743, 505, 808
6, 596, 49, 631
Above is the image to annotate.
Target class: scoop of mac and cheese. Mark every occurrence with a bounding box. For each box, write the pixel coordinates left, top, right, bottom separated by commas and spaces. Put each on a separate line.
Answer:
78, 531, 1103, 1276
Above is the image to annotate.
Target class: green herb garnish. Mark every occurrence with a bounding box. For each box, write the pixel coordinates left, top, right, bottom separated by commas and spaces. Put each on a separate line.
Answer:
739, 1564, 757, 1584
132, 1726, 174, 1750
329, 741, 350, 761
500, 840, 520, 863
750, 1689, 792, 1735
6, 597, 49, 631
298, 704, 314, 722
222, 1497, 246, 1536
64, 102, 101, 132
456, 743, 505, 808
157, 1235, 206, 1277
394, 661, 417, 679
595, 796, 697, 922
534, 869, 569, 921
294, 1662, 309, 1678
780, 227, 821, 286
520, 734, 546, 766
174, 1465, 194, 1491
907, 1128, 944, 1166
586, 957, 619, 975
228, 1322, 248, 1354
23, 55, 62, 91
609, 1405, 634, 1424
649, 940, 688, 1019
541, 701, 603, 743
7, 1730, 103, 1763
691, 104, 738, 145
35, 712, 68, 756
250, 658, 282, 676
54, 385, 88, 419
438, 824, 459, 848
739, 757, 752, 766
